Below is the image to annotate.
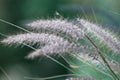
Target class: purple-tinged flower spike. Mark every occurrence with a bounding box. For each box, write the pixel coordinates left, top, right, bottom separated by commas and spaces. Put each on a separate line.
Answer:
78, 19, 120, 53
26, 19, 84, 39
1, 33, 68, 45
27, 42, 83, 59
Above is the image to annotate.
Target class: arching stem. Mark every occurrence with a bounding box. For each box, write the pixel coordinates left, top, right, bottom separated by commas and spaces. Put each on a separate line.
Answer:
85, 34, 119, 80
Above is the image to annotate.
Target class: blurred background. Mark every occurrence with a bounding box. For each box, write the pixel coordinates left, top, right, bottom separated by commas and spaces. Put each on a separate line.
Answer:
0, 0, 120, 80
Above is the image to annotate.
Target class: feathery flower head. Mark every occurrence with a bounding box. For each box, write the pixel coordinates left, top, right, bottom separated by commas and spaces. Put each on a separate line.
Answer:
77, 19, 120, 53
27, 43, 82, 59
27, 19, 84, 39
1, 33, 68, 45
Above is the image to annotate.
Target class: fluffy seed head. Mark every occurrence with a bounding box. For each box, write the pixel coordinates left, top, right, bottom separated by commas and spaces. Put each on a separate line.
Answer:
27, 42, 83, 59
27, 19, 84, 39
1, 33, 68, 45
78, 19, 120, 53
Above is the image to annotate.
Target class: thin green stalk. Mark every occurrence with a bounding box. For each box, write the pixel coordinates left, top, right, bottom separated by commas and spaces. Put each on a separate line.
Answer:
85, 34, 119, 80
24, 74, 80, 80
0, 66, 11, 80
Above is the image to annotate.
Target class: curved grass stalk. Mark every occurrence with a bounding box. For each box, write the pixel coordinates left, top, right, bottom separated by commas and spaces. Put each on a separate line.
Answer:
0, 66, 12, 80
87, 33, 120, 65
108, 10, 120, 16
69, 52, 114, 79
0, 19, 31, 33
24, 74, 80, 80
59, 54, 79, 68
59, 51, 114, 79
85, 35, 119, 80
